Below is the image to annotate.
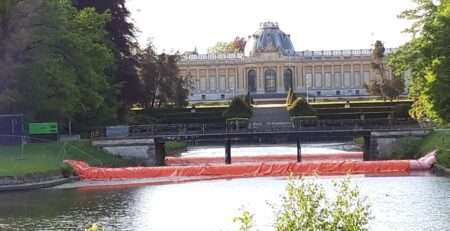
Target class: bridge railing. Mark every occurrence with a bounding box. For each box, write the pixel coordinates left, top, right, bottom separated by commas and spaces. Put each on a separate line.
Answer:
89, 118, 419, 138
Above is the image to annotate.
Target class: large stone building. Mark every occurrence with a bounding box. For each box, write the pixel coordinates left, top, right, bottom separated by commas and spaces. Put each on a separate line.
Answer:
178, 22, 394, 101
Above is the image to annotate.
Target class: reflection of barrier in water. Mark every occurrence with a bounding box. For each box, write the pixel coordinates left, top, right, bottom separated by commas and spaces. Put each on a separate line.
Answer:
66, 151, 436, 180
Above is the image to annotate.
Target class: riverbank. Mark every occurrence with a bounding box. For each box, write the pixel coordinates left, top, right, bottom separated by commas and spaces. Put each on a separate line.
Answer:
0, 141, 133, 180
416, 130, 450, 168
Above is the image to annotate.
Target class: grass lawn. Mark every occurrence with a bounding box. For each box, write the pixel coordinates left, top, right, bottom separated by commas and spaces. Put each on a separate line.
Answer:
0, 141, 133, 177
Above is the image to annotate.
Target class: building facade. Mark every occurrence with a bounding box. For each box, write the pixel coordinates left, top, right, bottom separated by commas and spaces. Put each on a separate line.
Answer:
178, 22, 394, 101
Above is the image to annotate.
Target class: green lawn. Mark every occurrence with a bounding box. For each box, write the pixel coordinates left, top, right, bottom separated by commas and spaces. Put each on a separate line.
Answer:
0, 141, 133, 177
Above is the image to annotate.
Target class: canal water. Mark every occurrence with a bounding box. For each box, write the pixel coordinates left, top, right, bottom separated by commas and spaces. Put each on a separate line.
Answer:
0, 145, 449, 231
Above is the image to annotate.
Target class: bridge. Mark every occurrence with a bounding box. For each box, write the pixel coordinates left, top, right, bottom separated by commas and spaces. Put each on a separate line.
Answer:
91, 118, 426, 164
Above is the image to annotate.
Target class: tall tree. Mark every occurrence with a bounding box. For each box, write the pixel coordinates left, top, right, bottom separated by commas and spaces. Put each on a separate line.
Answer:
15, 0, 116, 131
138, 43, 189, 109
388, 0, 450, 124
0, 0, 43, 112
72, 0, 142, 121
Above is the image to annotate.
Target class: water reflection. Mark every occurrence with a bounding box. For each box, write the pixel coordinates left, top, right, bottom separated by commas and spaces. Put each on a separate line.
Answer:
0, 176, 449, 231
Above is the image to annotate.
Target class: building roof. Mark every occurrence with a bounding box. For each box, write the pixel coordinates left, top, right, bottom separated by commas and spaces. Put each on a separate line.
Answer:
244, 22, 295, 56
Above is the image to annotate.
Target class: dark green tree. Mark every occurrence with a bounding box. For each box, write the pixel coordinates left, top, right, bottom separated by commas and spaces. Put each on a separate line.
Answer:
138, 43, 188, 109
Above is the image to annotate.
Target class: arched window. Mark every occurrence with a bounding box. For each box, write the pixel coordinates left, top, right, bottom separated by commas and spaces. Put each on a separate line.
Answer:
247, 70, 257, 93
264, 69, 277, 92
283, 68, 293, 91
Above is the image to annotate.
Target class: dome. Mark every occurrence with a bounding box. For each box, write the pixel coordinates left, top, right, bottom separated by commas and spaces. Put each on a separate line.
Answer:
244, 22, 295, 57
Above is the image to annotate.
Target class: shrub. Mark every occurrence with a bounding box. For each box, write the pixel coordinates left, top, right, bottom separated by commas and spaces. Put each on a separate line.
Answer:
60, 163, 74, 178
287, 98, 316, 117
436, 149, 450, 168
233, 177, 371, 231
390, 137, 422, 159
223, 96, 253, 119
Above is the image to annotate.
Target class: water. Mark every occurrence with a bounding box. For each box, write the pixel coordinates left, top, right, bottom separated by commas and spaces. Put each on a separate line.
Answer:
0, 144, 449, 231
0, 176, 449, 230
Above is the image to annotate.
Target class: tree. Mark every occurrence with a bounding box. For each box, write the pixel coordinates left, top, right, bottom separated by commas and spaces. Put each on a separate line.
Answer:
72, 0, 142, 121
364, 78, 405, 101
371, 40, 386, 79
208, 37, 247, 54
0, 0, 43, 112
14, 1, 116, 132
388, 0, 450, 124
138, 43, 189, 109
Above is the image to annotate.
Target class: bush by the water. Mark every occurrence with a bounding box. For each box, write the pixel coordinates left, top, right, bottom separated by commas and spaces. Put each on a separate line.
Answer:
223, 96, 253, 119
287, 98, 316, 117
234, 177, 371, 231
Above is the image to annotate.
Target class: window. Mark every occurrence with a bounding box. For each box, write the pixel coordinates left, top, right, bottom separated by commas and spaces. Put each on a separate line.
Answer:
363, 71, 370, 85
283, 68, 293, 91
353, 72, 361, 87
314, 73, 322, 88
344, 72, 351, 88
355, 90, 360, 95
336, 90, 341, 95
209, 77, 216, 90
334, 72, 341, 88
264, 69, 277, 92
316, 91, 321, 96
247, 70, 257, 92
325, 72, 332, 88
221, 94, 225, 99
201, 95, 206, 100
305, 73, 313, 88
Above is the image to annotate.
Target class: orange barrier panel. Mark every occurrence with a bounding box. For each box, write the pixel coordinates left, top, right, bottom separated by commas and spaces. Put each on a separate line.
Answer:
66, 159, 417, 180
166, 152, 363, 165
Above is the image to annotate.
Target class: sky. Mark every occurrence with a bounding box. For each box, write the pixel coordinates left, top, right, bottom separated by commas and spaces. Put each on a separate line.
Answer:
126, 0, 416, 54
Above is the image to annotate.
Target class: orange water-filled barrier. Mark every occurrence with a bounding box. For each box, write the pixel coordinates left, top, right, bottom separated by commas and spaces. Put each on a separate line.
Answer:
65, 152, 435, 180
166, 152, 363, 165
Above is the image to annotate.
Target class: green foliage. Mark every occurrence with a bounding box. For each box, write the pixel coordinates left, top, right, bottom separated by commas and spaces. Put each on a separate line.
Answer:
390, 137, 422, 160
60, 162, 74, 178
235, 177, 371, 231
4, 0, 117, 130
286, 88, 297, 106
223, 96, 253, 119
233, 210, 254, 231
274, 178, 370, 231
287, 98, 315, 117
388, 0, 450, 125
417, 130, 450, 167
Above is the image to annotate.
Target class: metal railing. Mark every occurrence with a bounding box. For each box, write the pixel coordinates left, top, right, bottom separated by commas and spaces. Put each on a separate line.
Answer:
90, 118, 419, 138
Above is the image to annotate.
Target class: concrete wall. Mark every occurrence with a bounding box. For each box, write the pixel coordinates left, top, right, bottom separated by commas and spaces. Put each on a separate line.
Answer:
369, 130, 430, 159
91, 138, 161, 166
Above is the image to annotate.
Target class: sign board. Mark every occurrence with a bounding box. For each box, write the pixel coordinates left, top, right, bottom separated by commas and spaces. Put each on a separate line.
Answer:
29, 122, 58, 135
